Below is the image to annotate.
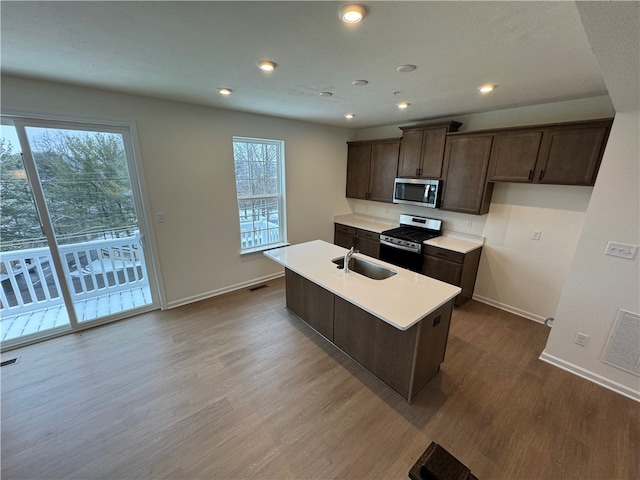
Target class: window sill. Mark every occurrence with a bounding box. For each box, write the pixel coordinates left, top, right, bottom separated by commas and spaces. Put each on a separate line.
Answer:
240, 242, 290, 256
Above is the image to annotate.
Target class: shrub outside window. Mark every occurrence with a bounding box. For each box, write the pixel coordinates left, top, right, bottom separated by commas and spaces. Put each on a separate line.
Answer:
232, 137, 287, 253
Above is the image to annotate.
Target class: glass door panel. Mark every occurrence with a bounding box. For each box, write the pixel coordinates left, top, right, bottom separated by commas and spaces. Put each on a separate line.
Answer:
0, 125, 71, 342
23, 125, 153, 324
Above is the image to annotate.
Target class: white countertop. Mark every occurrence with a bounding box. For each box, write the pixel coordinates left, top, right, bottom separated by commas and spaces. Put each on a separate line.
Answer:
425, 235, 483, 254
333, 214, 398, 233
265, 240, 461, 331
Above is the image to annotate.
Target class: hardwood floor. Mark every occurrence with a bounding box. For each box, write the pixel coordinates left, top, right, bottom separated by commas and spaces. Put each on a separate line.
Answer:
1, 277, 638, 479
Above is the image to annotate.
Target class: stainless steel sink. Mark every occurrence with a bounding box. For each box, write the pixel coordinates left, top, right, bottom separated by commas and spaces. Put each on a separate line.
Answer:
331, 256, 397, 280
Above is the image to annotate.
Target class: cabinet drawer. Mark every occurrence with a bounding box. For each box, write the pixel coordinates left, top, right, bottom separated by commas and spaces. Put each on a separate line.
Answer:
422, 256, 462, 286
424, 246, 464, 264
335, 224, 356, 236
357, 229, 379, 241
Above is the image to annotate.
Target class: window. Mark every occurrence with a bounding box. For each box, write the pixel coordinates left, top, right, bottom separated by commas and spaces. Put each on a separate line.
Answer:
232, 137, 287, 253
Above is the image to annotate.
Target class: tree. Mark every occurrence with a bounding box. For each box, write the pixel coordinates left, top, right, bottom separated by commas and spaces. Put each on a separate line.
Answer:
0, 138, 45, 251
29, 130, 137, 242
0, 130, 138, 251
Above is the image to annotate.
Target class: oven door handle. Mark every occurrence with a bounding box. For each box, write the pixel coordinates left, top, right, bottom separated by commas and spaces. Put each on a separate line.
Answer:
380, 239, 421, 253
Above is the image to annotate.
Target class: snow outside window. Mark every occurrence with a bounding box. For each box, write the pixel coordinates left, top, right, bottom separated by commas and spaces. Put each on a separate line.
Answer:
232, 137, 287, 253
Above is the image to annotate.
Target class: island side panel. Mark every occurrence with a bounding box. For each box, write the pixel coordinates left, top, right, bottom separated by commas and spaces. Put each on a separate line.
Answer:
285, 268, 335, 341
333, 296, 418, 401
408, 299, 454, 401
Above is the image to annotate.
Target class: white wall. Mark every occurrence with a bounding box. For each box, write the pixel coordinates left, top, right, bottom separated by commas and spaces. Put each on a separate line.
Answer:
541, 111, 640, 400
350, 96, 616, 322
1, 75, 352, 307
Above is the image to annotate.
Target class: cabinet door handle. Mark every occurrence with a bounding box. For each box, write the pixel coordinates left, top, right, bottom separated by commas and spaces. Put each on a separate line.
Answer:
416, 168, 420, 176
528, 169, 533, 181
539, 170, 545, 181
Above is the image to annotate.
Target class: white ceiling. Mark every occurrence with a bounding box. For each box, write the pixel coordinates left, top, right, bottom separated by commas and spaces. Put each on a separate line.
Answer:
0, 1, 628, 128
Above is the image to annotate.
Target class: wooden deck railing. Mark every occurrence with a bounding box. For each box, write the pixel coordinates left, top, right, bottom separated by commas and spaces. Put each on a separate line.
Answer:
0, 234, 148, 316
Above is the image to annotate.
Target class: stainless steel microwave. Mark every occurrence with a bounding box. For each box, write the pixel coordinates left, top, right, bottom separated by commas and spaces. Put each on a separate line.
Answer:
393, 178, 440, 208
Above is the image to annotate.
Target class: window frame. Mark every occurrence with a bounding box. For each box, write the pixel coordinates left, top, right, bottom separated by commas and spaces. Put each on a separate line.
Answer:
232, 136, 288, 254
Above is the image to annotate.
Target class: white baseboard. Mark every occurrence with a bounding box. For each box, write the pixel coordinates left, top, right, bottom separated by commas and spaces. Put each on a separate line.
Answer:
539, 351, 640, 402
472, 294, 547, 324
165, 271, 285, 309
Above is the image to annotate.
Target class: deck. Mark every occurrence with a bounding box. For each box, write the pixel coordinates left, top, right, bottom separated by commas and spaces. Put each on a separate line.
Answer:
1, 286, 151, 342
1, 234, 152, 344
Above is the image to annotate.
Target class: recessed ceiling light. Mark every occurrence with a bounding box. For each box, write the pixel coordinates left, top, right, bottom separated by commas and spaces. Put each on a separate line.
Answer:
479, 84, 496, 93
218, 87, 232, 95
397, 102, 410, 110
339, 4, 367, 23
397, 65, 417, 73
344, 113, 356, 119
258, 61, 277, 72
319, 91, 333, 97
352, 79, 369, 86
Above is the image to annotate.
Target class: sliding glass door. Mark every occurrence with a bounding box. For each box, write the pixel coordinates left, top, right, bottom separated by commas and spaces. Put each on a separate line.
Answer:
0, 124, 71, 340
0, 117, 157, 347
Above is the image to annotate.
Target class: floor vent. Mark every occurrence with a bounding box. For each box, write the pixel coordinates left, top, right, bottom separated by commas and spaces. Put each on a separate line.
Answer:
602, 309, 640, 377
249, 284, 268, 292
1, 358, 19, 367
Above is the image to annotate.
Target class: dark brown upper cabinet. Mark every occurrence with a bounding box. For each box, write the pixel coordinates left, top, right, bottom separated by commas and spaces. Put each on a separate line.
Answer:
441, 134, 494, 215
398, 121, 462, 178
488, 118, 613, 186
535, 122, 610, 185
487, 130, 543, 182
346, 138, 400, 203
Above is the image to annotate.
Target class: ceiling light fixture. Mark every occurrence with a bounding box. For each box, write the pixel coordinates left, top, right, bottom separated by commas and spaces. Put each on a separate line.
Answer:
344, 113, 356, 119
258, 61, 277, 72
397, 65, 417, 73
218, 87, 232, 95
397, 102, 410, 110
319, 91, 333, 97
479, 84, 496, 93
339, 4, 367, 23
352, 79, 369, 86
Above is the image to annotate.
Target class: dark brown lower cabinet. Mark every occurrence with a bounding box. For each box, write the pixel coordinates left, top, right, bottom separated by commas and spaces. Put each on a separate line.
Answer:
422, 246, 482, 306
285, 268, 454, 403
333, 223, 380, 259
285, 269, 334, 341
334, 224, 356, 250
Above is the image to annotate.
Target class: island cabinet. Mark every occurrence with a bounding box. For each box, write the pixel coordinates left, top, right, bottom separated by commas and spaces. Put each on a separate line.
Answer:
440, 134, 495, 215
422, 245, 482, 306
398, 121, 462, 178
285, 265, 454, 403
334, 223, 380, 258
285, 269, 334, 340
333, 297, 453, 402
265, 241, 461, 404
487, 118, 613, 185
346, 138, 400, 202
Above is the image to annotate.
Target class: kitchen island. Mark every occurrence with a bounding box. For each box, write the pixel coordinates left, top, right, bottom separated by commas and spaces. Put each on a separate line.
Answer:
265, 240, 461, 402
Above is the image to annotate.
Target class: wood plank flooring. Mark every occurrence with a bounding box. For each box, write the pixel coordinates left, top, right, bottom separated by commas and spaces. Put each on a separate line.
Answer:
1, 277, 638, 479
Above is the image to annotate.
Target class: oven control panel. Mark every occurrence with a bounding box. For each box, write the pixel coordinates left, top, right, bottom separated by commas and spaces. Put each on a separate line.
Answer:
380, 235, 422, 253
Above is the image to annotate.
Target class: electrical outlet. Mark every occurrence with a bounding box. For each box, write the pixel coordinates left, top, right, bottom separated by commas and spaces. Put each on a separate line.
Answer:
156, 212, 165, 223
604, 241, 637, 260
466, 220, 473, 229
531, 230, 542, 241
574, 332, 589, 347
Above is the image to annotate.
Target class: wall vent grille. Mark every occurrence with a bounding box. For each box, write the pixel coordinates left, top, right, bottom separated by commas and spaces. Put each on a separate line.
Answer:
601, 309, 640, 377
1, 358, 18, 367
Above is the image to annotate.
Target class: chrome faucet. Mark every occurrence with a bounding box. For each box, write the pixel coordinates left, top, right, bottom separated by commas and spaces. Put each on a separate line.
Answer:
344, 246, 356, 273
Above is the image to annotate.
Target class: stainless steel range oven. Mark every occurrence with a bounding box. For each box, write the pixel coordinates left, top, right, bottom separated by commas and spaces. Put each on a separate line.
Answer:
379, 214, 442, 272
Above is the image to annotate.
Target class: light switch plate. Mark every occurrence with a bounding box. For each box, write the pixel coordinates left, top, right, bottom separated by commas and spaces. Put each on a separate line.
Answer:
605, 242, 637, 260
